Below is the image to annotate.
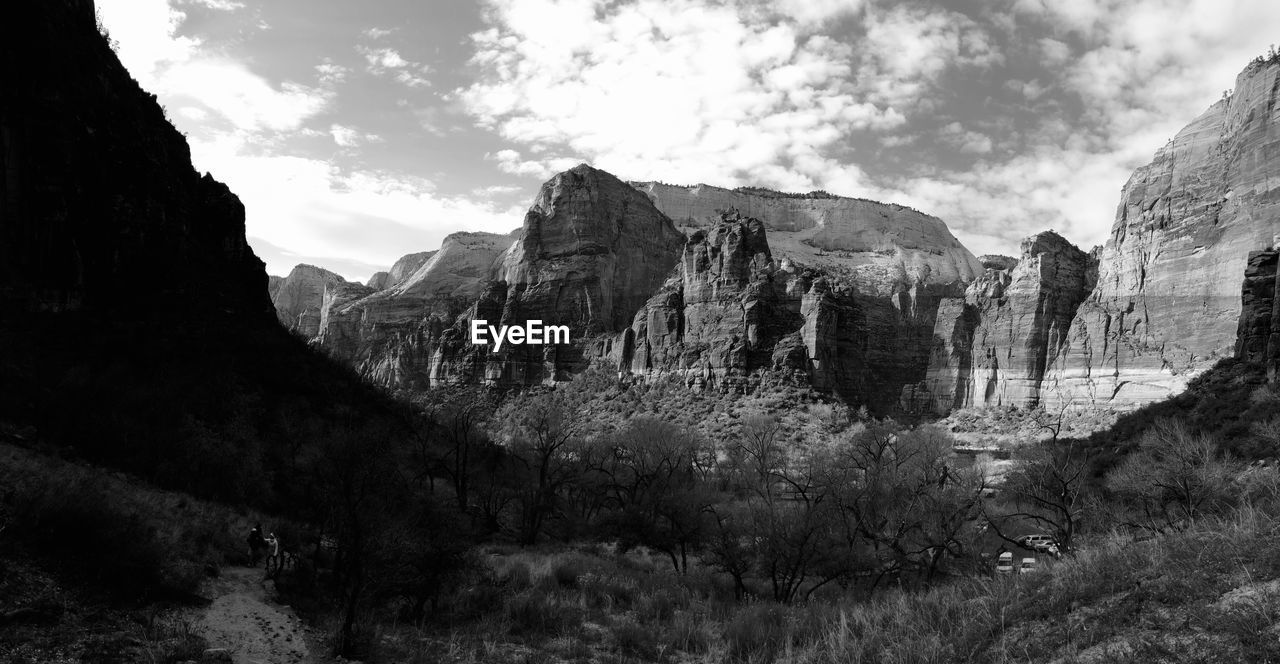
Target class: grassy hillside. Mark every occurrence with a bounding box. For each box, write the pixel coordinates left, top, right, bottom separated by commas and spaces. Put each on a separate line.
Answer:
0, 441, 291, 663
359, 502, 1280, 664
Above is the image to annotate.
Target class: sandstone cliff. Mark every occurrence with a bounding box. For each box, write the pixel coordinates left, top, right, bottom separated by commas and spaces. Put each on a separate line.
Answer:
278, 167, 985, 408
317, 231, 516, 387
315, 165, 686, 388
630, 181, 984, 296
1236, 247, 1280, 382
1043, 59, 1280, 408
915, 232, 1094, 412
610, 210, 960, 409
271, 264, 349, 336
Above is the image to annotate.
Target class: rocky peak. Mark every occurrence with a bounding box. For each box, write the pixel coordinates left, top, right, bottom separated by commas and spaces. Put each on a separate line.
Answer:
979, 255, 1018, 272
386, 251, 436, 288
271, 264, 349, 337
498, 163, 686, 336
682, 210, 772, 300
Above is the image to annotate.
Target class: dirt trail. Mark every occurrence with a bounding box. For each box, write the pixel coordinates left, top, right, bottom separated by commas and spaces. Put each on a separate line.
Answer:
195, 566, 326, 664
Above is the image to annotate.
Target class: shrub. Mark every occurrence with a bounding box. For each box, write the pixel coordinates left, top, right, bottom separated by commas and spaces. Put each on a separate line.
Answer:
551, 558, 584, 589
16, 478, 179, 596
611, 618, 663, 660
505, 593, 584, 637
499, 561, 534, 591
666, 610, 714, 654
723, 603, 791, 662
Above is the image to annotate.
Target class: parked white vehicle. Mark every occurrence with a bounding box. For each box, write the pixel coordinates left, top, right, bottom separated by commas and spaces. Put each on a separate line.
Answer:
1019, 557, 1037, 574
1018, 534, 1058, 553
995, 552, 1014, 574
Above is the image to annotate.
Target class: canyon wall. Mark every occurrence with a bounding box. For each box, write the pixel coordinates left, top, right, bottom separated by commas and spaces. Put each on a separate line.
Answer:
631, 181, 983, 295
293, 58, 1280, 412
913, 232, 1095, 412
315, 165, 686, 388
1042, 59, 1280, 408
291, 170, 982, 407
1, 0, 271, 320
271, 264, 350, 337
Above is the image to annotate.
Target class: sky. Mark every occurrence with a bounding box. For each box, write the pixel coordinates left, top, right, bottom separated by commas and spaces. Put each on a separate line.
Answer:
97, 0, 1280, 282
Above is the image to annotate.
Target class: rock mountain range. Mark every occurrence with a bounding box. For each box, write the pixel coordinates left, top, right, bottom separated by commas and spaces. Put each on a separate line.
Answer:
273, 57, 1280, 415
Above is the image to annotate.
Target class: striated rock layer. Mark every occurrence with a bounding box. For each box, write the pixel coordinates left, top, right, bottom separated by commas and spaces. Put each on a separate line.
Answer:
1236, 247, 1280, 382
914, 232, 1095, 411
316, 165, 686, 388
294, 167, 979, 409
609, 210, 963, 410
1042, 59, 1280, 408
271, 264, 349, 337
631, 181, 983, 295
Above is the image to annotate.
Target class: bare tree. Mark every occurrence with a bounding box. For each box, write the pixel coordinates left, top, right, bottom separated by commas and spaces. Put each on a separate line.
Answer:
834, 424, 986, 586
593, 417, 716, 573
418, 389, 496, 512
492, 389, 585, 545
1105, 418, 1242, 533
984, 441, 1089, 554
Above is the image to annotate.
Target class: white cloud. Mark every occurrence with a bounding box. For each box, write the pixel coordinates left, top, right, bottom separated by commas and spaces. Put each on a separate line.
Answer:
182, 0, 245, 9
459, 0, 908, 192
190, 130, 521, 279
769, 0, 863, 27
357, 45, 433, 88
99, 0, 329, 132
315, 60, 349, 85
490, 149, 583, 179
96, 0, 516, 281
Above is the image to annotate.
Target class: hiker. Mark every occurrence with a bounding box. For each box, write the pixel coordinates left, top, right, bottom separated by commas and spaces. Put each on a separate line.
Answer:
264, 532, 281, 575
247, 524, 267, 567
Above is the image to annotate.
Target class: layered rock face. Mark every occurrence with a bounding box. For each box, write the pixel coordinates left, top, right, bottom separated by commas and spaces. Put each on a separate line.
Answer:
317, 231, 516, 387
1236, 247, 1280, 382
500, 166, 688, 336
1043, 59, 1280, 408
916, 232, 1095, 411
282, 169, 983, 406
315, 165, 686, 388
611, 211, 952, 409
365, 251, 437, 290
271, 264, 349, 336
630, 181, 984, 296
622, 182, 984, 408
612, 213, 799, 390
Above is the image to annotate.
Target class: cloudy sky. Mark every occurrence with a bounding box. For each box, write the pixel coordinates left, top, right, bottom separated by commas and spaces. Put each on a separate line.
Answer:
98, 0, 1280, 282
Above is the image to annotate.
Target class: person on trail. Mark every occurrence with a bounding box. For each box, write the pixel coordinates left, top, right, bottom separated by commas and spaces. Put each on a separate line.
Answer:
247, 524, 267, 567
264, 532, 281, 576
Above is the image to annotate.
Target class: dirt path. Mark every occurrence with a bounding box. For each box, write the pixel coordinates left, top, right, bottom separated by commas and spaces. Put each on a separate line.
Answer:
195, 567, 326, 664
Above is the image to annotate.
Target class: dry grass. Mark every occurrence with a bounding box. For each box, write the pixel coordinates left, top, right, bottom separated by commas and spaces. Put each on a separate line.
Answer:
369, 499, 1280, 664
0, 441, 294, 662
